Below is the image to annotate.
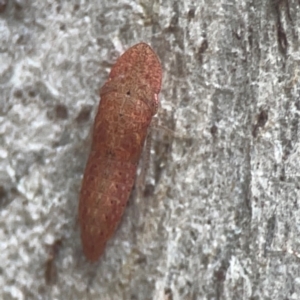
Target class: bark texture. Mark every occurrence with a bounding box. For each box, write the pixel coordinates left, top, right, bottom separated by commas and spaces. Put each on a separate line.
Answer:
0, 0, 300, 299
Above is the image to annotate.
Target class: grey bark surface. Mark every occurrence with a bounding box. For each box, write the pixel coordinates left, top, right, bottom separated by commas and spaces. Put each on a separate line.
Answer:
1, 0, 300, 299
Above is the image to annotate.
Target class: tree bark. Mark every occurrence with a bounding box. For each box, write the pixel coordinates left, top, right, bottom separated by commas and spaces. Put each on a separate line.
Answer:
0, 0, 300, 299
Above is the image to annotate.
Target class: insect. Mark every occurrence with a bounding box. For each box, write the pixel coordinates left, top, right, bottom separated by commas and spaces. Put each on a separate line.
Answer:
78, 42, 162, 261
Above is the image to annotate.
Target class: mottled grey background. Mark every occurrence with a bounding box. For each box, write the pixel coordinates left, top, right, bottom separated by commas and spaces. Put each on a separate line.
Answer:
1, 0, 300, 299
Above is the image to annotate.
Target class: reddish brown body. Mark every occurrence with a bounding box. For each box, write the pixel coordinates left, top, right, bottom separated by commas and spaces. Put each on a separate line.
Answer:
78, 43, 162, 261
